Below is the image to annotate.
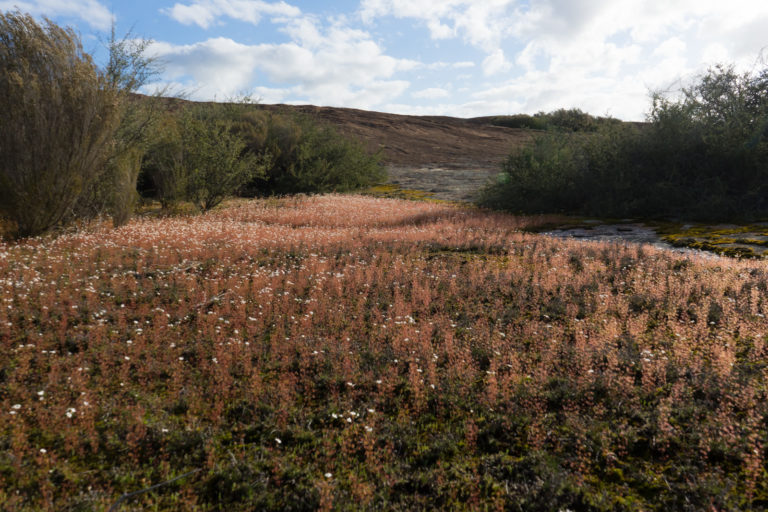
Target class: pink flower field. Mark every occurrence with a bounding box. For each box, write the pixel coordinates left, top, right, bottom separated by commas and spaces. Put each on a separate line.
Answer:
1, 195, 767, 510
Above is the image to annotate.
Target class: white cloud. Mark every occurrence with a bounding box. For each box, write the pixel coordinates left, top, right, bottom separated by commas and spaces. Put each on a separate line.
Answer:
149, 16, 415, 109
360, 0, 515, 52
358, 0, 768, 119
163, 0, 301, 29
482, 49, 510, 76
149, 38, 261, 98
412, 87, 450, 99
425, 61, 475, 70
136, 0, 768, 120
0, 0, 113, 30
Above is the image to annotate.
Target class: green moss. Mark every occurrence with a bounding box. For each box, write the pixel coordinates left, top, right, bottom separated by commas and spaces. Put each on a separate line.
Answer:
363, 184, 445, 202
655, 222, 768, 258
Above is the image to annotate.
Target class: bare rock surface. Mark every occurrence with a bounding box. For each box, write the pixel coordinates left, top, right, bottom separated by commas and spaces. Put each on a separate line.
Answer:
385, 165, 499, 202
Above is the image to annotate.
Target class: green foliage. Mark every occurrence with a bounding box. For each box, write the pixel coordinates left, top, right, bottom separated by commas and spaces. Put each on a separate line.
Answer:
483, 108, 620, 132
142, 113, 186, 209
482, 64, 768, 221
142, 104, 267, 211
97, 28, 162, 226
0, 13, 160, 237
235, 111, 385, 195
483, 114, 549, 130
481, 124, 639, 214
0, 11, 120, 238
181, 107, 267, 211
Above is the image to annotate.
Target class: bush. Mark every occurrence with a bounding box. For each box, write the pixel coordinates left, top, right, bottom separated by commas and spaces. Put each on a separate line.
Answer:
0, 12, 121, 237
142, 104, 267, 211
142, 113, 186, 209
481, 124, 640, 216
483, 114, 549, 130
181, 106, 267, 211
483, 109, 619, 132
481, 64, 768, 221
235, 111, 385, 196
0, 13, 159, 237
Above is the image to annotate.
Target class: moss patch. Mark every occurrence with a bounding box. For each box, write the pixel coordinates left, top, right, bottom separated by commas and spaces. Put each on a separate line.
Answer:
655, 222, 768, 259
363, 184, 453, 203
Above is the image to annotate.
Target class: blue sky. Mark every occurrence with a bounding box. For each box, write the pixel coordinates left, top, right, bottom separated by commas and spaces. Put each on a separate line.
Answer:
3, 0, 767, 120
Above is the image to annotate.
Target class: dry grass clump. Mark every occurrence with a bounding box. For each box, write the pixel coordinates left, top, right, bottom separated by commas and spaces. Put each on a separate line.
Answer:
1, 195, 767, 510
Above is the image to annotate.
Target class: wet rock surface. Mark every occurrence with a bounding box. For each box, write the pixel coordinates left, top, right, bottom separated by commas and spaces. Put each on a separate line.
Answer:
542, 223, 711, 256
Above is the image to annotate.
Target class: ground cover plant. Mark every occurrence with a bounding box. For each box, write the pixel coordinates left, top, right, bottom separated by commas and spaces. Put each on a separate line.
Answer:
2, 195, 768, 510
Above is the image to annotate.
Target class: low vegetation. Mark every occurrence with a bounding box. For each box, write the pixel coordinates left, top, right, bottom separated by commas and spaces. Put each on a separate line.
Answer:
2, 195, 768, 510
478, 108, 621, 132
482, 65, 768, 222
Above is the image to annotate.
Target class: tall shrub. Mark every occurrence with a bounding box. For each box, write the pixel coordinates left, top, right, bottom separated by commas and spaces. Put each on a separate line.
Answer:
142, 113, 187, 209
182, 107, 267, 211
0, 12, 120, 237
99, 28, 161, 226
481, 63, 768, 221
236, 111, 385, 196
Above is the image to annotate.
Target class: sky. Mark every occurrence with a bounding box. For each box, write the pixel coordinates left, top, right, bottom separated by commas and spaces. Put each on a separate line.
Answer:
2, 1, 767, 120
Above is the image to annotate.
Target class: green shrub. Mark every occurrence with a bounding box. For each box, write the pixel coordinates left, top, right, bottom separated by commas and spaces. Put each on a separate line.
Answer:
181, 106, 267, 211
483, 114, 549, 130
0, 13, 159, 236
484, 109, 620, 132
0, 12, 121, 237
142, 104, 267, 211
481, 64, 768, 221
235, 111, 385, 196
142, 114, 187, 209
481, 123, 639, 216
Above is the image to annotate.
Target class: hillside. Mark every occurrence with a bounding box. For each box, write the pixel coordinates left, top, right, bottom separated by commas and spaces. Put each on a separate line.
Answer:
253, 104, 533, 168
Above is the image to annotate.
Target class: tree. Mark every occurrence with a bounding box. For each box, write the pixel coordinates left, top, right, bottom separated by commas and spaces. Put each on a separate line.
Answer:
0, 11, 120, 237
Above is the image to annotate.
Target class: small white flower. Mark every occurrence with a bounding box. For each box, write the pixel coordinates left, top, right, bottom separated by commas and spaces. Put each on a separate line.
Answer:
375, 380, 382, 385
331, 413, 338, 419
364, 426, 373, 432
324, 472, 332, 478
275, 438, 282, 444
37, 390, 44, 396
12, 404, 21, 410
39, 448, 47, 454
367, 408, 375, 414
